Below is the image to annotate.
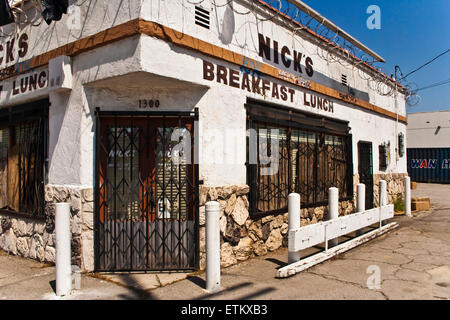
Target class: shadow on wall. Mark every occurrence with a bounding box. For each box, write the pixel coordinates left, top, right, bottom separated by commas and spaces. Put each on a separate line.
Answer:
83, 71, 209, 112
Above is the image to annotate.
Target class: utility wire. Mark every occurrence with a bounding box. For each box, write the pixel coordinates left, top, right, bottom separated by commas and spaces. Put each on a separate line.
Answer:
400, 49, 450, 81
415, 78, 450, 92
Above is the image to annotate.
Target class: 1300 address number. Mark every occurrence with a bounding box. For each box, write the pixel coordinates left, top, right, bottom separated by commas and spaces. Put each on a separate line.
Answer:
138, 99, 160, 109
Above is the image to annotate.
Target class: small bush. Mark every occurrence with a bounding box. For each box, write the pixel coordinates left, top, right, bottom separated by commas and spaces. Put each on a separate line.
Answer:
393, 195, 405, 212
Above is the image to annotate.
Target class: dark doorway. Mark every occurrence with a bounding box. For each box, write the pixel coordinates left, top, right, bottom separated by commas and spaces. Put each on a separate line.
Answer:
358, 141, 374, 209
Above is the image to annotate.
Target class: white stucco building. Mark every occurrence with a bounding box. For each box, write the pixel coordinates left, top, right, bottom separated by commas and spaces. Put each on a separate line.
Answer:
407, 111, 450, 148
406, 111, 450, 183
0, 0, 407, 272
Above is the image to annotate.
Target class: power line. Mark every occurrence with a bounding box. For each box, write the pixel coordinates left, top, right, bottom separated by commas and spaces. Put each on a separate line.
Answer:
400, 49, 450, 81
415, 78, 450, 92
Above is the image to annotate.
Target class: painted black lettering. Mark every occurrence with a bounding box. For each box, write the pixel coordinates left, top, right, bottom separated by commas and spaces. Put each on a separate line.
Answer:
258, 33, 271, 60
18, 33, 28, 58
272, 83, 279, 99
6, 39, 15, 64
293, 51, 303, 73
273, 41, 279, 64
280, 86, 287, 101
216, 65, 228, 85
241, 73, 251, 92
305, 57, 314, 77
281, 46, 291, 68
303, 92, 310, 106
29, 73, 37, 91
203, 60, 215, 81
229, 69, 240, 88
38, 71, 47, 88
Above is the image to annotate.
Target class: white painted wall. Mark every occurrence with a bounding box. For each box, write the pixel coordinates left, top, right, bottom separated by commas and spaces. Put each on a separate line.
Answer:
48, 36, 142, 186
407, 111, 450, 148
0, 1, 141, 69
77, 34, 406, 188
140, 0, 406, 116
0, 0, 407, 189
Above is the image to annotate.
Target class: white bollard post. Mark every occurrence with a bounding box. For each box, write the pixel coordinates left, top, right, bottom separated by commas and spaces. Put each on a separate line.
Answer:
379, 180, 387, 207
205, 201, 220, 293
405, 176, 412, 217
55, 203, 72, 296
356, 184, 366, 236
328, 187, 339, 247
288, 193, 301, 264
379, 180, 387, 226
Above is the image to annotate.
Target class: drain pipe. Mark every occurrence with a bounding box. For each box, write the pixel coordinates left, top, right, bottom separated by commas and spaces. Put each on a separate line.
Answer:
55, 203, 72, 296
205, 201, 221, 293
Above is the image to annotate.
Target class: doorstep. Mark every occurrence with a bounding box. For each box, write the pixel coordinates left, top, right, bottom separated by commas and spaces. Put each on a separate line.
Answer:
92, 271, 195, 291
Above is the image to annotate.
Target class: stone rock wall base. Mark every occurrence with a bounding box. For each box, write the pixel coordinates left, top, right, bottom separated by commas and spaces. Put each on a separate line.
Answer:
198, 185, 355, 271
0, 186, 94, 272
373, 173, 408, 206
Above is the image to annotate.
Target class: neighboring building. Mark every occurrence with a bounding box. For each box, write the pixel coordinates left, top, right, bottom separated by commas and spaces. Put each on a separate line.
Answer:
407, 111, 450, 183
0, 0, 407, 273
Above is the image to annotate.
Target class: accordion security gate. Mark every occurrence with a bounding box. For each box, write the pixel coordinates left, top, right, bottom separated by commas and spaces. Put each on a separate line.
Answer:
95, 111, 199, 272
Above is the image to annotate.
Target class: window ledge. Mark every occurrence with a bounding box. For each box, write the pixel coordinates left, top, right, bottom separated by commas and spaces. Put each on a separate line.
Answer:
0, 209, 46, 222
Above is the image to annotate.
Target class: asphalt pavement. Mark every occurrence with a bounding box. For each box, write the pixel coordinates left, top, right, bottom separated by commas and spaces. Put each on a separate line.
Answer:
0, 183, 449, 300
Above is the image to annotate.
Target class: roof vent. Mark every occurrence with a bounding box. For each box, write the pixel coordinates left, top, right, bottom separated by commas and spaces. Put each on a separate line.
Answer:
195, 6, 210, 29
341, 74, 348, 86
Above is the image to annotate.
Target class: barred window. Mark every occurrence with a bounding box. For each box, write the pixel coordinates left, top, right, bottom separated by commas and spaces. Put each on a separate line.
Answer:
379, 143, 388, 171
0, 100, 48, 217
248, 124, 290, 213
0, 129, 8, 209
246, 100, 353, 216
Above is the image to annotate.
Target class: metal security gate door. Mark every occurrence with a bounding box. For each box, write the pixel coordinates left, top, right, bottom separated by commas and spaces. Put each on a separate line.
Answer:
94, 111, 199, 272
358, 141, 374, 209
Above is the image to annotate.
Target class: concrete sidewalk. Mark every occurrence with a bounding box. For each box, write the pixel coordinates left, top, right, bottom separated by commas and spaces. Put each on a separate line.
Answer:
0, 183, 449, 300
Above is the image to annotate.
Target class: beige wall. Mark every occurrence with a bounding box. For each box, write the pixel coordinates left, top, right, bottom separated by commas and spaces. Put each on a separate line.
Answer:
407, 111, 450, 148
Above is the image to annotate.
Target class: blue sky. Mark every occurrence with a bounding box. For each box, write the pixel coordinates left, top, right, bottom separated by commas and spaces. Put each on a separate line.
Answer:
263, 0, 450, 114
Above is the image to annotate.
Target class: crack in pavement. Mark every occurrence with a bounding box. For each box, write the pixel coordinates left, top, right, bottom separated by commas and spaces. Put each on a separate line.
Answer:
0, 272, 54, 290
312, 230, 448, 300
306, 270, 388, 300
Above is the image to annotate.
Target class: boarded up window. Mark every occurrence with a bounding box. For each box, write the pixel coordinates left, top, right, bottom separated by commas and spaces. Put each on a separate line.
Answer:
0, 100, 48, 217
251, 125, 290, 213
0, 129, 8, 208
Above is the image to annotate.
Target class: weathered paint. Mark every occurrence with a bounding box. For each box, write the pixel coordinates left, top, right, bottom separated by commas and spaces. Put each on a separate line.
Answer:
0, 1, 408, 271
0, 0, 407, 186
289, 204, 394, 252
277, 222, 399, 278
